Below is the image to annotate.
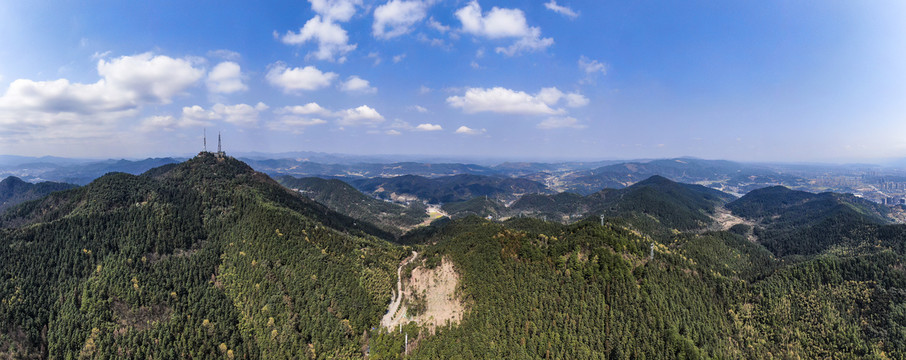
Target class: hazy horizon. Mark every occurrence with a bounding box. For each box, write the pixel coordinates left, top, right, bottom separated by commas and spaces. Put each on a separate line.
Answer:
2, 1, 906, 163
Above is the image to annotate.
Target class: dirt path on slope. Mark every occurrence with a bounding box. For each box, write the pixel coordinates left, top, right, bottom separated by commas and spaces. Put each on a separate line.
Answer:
381, 251, 418, 328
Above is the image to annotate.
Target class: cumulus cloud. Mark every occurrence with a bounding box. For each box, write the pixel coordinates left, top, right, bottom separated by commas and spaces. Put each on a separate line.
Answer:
266, 63, 337, 92
141, 102, 268, 131
385, 129, 402, 135
212, 102, 268, 126
282, 16, 357, 62
278, 102, 332, 116
544, 1, 578, 18
0, 52, 204, 140
455, 1, 553, 56
455, 125, 485, 135
447, 87, 586, 115
536, 87, 589, 107
268, 115, 328, 133
410, 105, 428, 113
281, 0, 362, 61
96, 53, 205, 103
206, 62, 247, 94
537, 116, 585, 129
309, 0, 361, 22
415, 123, 442, 131
337, 105, 384, 126
340, 75, 377, 93
373, 0, 429, 39
138, 115, 178, 132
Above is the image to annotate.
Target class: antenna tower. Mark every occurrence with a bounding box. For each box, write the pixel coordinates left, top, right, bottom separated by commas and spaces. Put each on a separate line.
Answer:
203, 129, 207, 152
218, 132, 222, 153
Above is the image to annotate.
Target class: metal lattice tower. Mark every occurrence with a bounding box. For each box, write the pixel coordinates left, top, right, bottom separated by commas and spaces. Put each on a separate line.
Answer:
203, 129, 207, 152
218, 132, 222, 153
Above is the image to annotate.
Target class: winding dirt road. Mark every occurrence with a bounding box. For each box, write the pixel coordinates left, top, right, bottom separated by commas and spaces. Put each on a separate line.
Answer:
381, 251, 418, 328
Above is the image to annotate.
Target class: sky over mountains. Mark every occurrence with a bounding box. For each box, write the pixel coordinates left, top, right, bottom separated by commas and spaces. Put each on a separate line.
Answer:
1, 1, 906, 162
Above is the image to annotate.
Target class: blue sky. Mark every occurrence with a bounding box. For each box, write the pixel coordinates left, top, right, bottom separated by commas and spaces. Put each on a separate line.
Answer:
1, 1, 905, 162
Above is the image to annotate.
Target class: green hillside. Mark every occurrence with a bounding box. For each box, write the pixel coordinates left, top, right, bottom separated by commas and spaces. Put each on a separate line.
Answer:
727, 186, 894, 256
0, 153, 404, 359
508, 175, 736, 232
277, 176, 428, 236
371, 217, 906, 359
0, 176, 78, 213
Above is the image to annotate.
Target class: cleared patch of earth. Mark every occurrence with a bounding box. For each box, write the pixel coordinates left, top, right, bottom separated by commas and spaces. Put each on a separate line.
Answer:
382, 256, 464, 333
712, 207, 758, 242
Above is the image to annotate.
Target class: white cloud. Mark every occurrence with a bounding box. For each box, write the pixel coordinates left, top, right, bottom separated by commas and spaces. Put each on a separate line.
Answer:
579, 56, 606, 75
415, 123, 442, 131
340, 75, 377, 93
565, 93, 589, 107
455, 125, 485, 135
278, 102, 332, 116
393, 53, 406, 63
91, 51, 112, 60
266, 63, 337, 92
207, 49, 241, 61
206, 62, 247, 94
419, 85, 432, 94
535, 87, 589, 107
447, 87, 588, 115
282, 15, 357, 62
410, 105, 428, 113
0, 53, 204, 140
97, 53, 205, 103
386, 129, 402, 135
337, 105, 384, 126
268, 115, 328, 133
544, 1, 578, 18
537, 116, 585, 129
212, 102, 268, 126
139, 115, 178, 132
373, 0, 429, 39
142, 102, 268, 132
427, 17, 450, 33
309, 0, 361, 22
455, 1, 553, 56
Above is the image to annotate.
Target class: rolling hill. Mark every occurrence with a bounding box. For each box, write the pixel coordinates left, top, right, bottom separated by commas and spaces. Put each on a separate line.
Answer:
727, 186, 895, 256
277, 176, 428, 236
0, 176, 78, 213
349, 174, 551, 204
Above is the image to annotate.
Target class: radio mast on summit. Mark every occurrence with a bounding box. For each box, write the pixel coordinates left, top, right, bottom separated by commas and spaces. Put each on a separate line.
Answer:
203, 129, 207, 152
218, 132, 222, 154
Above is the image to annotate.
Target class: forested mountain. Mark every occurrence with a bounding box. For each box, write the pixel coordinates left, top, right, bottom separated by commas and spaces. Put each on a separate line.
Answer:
0, 176, 77, 212
0, 153, 404, 358
3, 156, 906, 359
496, 175, 735, 231
277, 176, 428, 236
372, 216, 906, 358
349, 174, 550, 204
726, 186, 896, 256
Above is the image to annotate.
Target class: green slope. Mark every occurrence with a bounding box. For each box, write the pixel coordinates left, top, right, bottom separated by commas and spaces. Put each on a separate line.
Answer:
0, 153, 404, 359
277, 176, 428, 236
727, 186, 894, 256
